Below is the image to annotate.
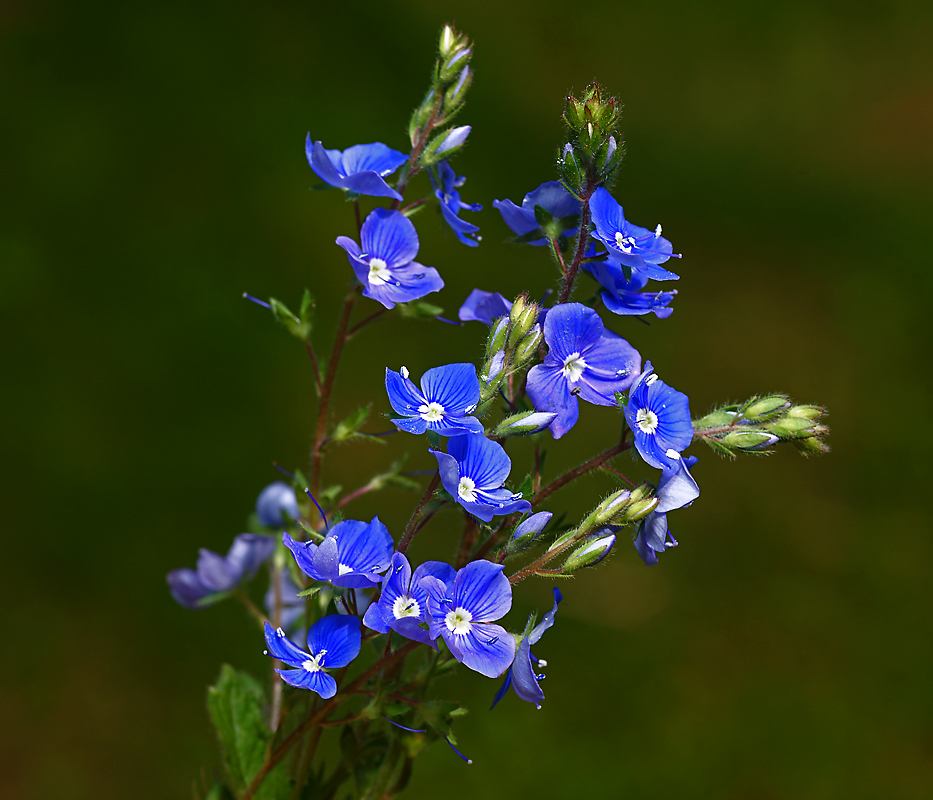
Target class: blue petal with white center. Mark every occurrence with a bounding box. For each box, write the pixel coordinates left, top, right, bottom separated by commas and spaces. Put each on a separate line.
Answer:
255, 481, 301, 526
624, 361, 694, 471
385, 363, 483, 436
634, 455, 699, 566
336, 208, 444, 309
362, 553, 456, 646
431, 161, 482, 246
283, 517, 393, 589
306, 137, 407, 200
421, 560, 516, 678
493, 181, 581, 245
526, 303, 641, 439
589, 187, 680, 281
263, 615, 362, 698
430, 434, 531, 522
492, 587, 563, 709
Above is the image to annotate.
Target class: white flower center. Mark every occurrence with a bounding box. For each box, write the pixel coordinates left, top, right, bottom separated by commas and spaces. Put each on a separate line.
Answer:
338, 563, 353, 575
392, 595, 420, 620
419, 401, 445, 422
635, 408, 659, 434
368, 257, 391, 286
302, 650, 326, 673
615, 231, 636, 253
457, 476, 476, 502
562, 352, 587, 383
445, 606, 473, 635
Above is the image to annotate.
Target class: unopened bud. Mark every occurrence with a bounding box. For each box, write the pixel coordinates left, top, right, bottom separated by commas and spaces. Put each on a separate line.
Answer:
562, 529, 618, 573
591, 489, 632, 526
421, 125, 471, 166
513, 324, 543, 365
693, 409, 738, 429
560, 143, 585, 192
443, 66, 472, 113
721, 430, 779, 451
494, 411, 556, 438
507, 295, 539, 347
764, 416, 815, 437
486, 316, 509, 358
786, 404, 824, 421
508, 511, 553, 552
792, 435, 830, 455
622, 497, 659, 522
744, 395, 790, 421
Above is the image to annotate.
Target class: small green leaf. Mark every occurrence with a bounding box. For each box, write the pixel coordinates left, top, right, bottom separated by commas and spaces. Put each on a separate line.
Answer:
426, 430, 442, 450
296, 585, 321, 598
269, 297, 312, 341
333, 405, 371, 443
398, 300, 444, 319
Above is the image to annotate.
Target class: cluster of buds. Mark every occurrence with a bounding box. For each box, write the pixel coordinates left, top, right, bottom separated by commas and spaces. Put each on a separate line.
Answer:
410, 25, 474, 153
693, 395, 830, 457
560, 82, 624, 193
476, 294, 544, 414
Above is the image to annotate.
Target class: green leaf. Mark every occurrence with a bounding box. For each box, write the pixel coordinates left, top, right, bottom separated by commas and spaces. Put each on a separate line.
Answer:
299, 289, 316, 337
296, 584, 321, 598
418, 700, 467, 736
296, 518, 325, 543
269, 297, 312, 342
206, 665, 289, 799
317, 484, 342, 505
333, 405, 371, 443
510, 229, 546, 245
516, 473, 533, 499
398, 300, 444, 319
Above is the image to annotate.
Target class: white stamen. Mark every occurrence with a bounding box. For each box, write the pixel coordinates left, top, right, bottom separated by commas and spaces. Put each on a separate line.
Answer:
635, 408, 659, 434
537, 658, 548, 668
302, 649, 327, 673
645, 373, 659, 386
655, 224, 662, 238
445, 606, 473, 635
368, 257, 391, 286
419, 401, 445, 422
400, 365, 409, 379
561, 352, 587, 383
614, 231, 636, 253
458, 476, 476, 502
392, 595, 421, 620
665, 449, 680, 460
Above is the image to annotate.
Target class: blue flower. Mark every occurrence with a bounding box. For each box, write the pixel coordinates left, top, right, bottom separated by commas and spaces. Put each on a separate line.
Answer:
430, 434, 531, 522
493, 181, 581, 245
431, 161, 481, 246
589, 187, 680, 281
362, 553, 456, 646
283, 516, 393, 589
167, 533, 275, 609
336, 208, 444, 309
385, 363, 484, 436
624, 361, 694, 471
526, 303, 641, 439
305, 137, 407, 200
457, 288, 511, 325
263, 615, 362, 698
421, 560, 516, 678
634, 455, 699, 566
491, 587, 563, 709
583, 251, 677, 319
255, 481, 301, 527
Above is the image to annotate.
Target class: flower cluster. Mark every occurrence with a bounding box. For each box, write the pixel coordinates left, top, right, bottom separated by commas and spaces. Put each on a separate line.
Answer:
168, 27, 827, 800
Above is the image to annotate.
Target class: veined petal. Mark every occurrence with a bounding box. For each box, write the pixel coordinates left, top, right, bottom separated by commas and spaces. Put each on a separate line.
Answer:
528, 587, 563, 645
448, 433, 511, 490
362, 601, 391, 634
472, 487, 531, 519
264, 622, 311, 668
453, 560, 512, 622
385, 368, 428, 416
576, 331, 640, 405
361, 209, 419, 269
431, 415, 485, 437
283, 532, 323, 580
307, 614, 362, 669
655, 457, 699, 514
276, 667, 338, 698
341, 171, 403, 200
430, 448, 462, 501
340, 142, 407, 178
329, 517, 393, 579
225, 534, 275, 582
633, 523, 660, 566
255, 482, 301, 527
493, 198, 538, 239
526, 364, 579, 440
392, 416, 429, 435
522, 181, 581, 221
542, 302, 604, 361
420, 363, 480, 415
589, 187, 628, 246
307, 138, 347, 187
167, 569, 210, 608
362, 263, 444, 309
509, 636, 545, 705
454, 623, 516, 678
196, 549, 238, 592
458, 289, 512, 325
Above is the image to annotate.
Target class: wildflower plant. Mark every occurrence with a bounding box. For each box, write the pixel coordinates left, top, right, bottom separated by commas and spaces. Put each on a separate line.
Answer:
172, 25, 830, 800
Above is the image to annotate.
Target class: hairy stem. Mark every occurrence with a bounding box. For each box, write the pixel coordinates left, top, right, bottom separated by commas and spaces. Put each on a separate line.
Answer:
557, 184, 594, 304
397, 472, 440, 554
529, 436, 630, 507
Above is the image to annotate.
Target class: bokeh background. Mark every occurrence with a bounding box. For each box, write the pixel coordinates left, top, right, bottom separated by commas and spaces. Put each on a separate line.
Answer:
3, 1, 931, 798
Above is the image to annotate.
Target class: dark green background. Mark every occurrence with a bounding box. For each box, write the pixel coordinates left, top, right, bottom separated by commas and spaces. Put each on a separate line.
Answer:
3, 1, 931, 798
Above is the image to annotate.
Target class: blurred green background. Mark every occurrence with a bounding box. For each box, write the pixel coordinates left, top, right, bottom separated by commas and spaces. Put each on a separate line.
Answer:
3, 1, 931, 797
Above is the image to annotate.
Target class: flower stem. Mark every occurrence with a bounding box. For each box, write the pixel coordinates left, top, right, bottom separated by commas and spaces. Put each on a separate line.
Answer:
529, 436, 630, 507
397, 472, 440, 554
557, 183, 594, 304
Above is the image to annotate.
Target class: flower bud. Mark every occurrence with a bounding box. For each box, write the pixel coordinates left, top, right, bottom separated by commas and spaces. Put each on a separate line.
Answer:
693, 409, 738, 430
763, 416, 815, 437
421, 125, 471, 166
507, 294, 539, 347
560, 143, 585, 193
508, 511, 553, 553
486, 316, 509, 359
443, 66, 472, 114
561, 529, 618, 573
786, 404, 824, 421
493, 411, 556, 438
512, 324, 543, 366
721, 430, 780, 451
744, 395, 790, 421
591, 488, 632, 527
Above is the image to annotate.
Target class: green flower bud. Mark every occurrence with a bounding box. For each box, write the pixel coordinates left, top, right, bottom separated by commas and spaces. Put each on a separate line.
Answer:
764, 416, 815, 437
512, 325, 543, 366
561, 529, 618, 573
720, 430, 779, 451
493, 411, 557, 438
507, 294, 539, 347
744, 395, 790, 420
486, 317, 509, 360
786, 404, 825, 421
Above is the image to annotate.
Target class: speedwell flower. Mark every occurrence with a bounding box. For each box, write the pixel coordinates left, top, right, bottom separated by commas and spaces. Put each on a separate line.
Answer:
491, 587, 563, 709
589, 187, 680, 281
255, 481, 301, 527
430, 433, 531, 522
431, 161, 481, 246
263, 615, 361, 698
624, 361, 693, 472
283, 516, 393, 589
526, 302, 641, 439
421, 559, 516, 678
457, 288, 511, 325
305, 137, 407, 200
493, 180, 581, 245
336, 208, 444, 309
167, 533, 275, 609
634, 455, 699, 566
362, 553, 456, 646
385, 363, 483, 436
583, 250, 677, 319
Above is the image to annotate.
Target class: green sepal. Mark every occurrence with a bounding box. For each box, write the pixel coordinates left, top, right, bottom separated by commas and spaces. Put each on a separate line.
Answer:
269, 295, 313, 342
426, 430, 442, 450
398, 300, 444, 319
510, 228, 547, 245
296, 584, 322, 599
332, 405, 372, 443
533, 204, 554, 227
418, 700, 468, 738
206, 665, 289, 799
296, 518, 325, 543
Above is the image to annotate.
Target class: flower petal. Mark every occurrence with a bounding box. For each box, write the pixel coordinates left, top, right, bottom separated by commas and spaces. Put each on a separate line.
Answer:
526, 364, 579, 440
167, 569, 210, 608
264, 622, 310, 668
385, 367, 428, 416
225, 534, 276, 582
452, 623, 515, 678
420, 363, 480, 416
306, 614, 362, 669
340, 142, 407, 179
453, 560, 512, 623
361, 209, 419, 269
